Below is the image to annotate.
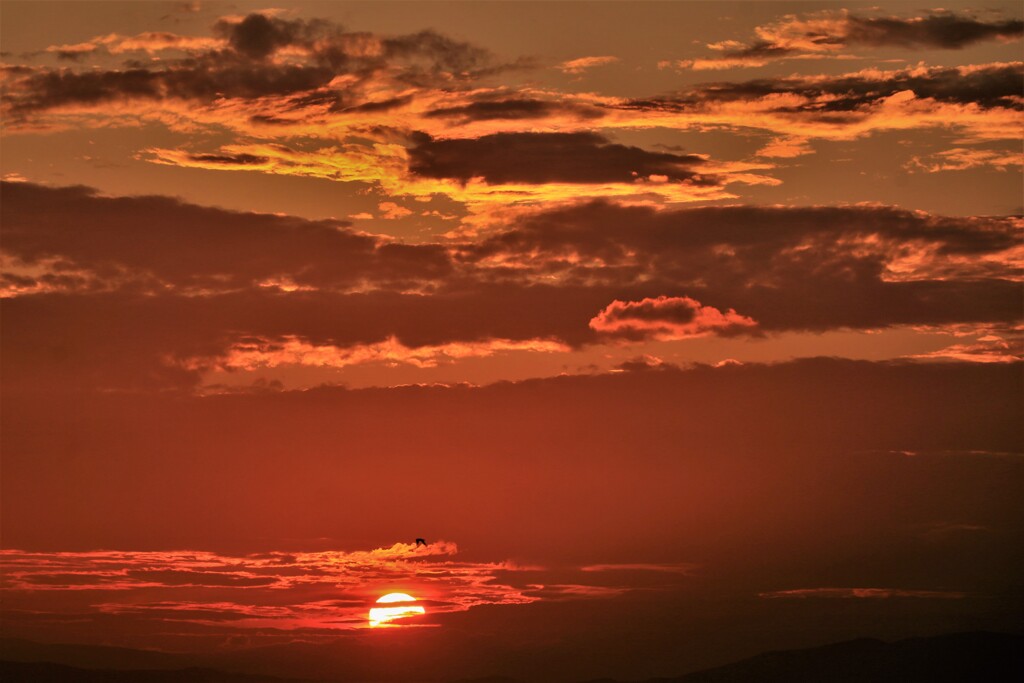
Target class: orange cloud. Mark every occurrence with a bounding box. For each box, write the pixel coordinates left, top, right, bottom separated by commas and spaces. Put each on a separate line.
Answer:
589, 296, 756, 341
558, 55, 619, 74
677, 10, 1024, 69
906, 146, 1024, 173
213, 335, 571, 371
378, 201, 413, 219
142, 138, 767, 213
0, 541, 655, 645
673, 57, 770, 70
905, 324, 1023, 363
47, 31, 223, 57
756, 136, 814, 158
611, 64, 1024, 144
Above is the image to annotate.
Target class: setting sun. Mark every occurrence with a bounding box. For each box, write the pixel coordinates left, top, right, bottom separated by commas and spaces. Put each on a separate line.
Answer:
368, 592, 426, 627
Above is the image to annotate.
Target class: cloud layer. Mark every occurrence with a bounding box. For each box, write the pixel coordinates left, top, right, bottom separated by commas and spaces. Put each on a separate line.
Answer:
3, 181, 1019, 390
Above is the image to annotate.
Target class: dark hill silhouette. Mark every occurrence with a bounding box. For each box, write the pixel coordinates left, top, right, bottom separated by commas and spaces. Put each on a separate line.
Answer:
0, 660, 316, 683
2, 631, 1021, 682
0, 638, 189, 671
585, 631, 1024, 683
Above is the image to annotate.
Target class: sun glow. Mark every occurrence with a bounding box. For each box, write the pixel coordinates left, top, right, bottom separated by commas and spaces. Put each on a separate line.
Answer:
368, 592, 426, 627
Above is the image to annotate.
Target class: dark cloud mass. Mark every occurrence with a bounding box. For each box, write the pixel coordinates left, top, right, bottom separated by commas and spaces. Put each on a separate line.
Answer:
628, 63, 1024, 113
424, 98, 605, 123
2, 183, 1020, 391
3, 62, 337, 115
712, 11, 1024, 65
215, 13, 320, 60
187, 152, 270, 165
0, 182, 451, 291
407, 132, 714, 184
1, 13, 504, 120
844, 13, 1024, 49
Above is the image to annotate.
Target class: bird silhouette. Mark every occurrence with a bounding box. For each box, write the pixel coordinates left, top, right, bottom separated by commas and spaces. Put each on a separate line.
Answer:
415, 538, 428, 547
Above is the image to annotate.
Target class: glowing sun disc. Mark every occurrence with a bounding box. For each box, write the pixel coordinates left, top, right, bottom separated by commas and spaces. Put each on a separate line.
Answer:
369, 592, 425, 627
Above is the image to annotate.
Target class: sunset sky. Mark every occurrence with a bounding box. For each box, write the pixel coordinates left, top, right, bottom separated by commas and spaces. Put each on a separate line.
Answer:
1, 1, 1022, 680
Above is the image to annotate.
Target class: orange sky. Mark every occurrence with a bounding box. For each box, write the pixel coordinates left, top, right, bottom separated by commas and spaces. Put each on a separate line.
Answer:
1, 2, 1022, 680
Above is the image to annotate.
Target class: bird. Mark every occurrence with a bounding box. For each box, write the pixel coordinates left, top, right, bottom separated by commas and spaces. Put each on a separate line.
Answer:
415, 538, 428, 547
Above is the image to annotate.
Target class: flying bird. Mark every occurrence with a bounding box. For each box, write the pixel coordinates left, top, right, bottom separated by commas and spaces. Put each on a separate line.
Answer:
415, 538, 428, 547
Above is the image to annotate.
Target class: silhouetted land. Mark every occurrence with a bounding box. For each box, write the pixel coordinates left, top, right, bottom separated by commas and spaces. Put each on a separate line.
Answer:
622, 631, 1023, 682
2, 631, 1021, 682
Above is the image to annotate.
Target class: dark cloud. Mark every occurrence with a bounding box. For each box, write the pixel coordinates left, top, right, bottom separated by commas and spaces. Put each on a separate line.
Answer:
4, 68, 162, 114
2, 184, 1019, 391
844, 13, 1024, 50
214, 13, 323, 60
423, 98, 605, 123
186, 152, 270, 165
715, 41, 798, 61
709, 12, 1024, 65
53, 49, 91, 62
1, 181, 451, 292
464, 200, 1021, 331
475, 200, 1019, 260
337, 95, 414, 113
407, 132, 714, 185
382, 29, 491, 78
0, 285, 611, 391
2, 13, 508, 120
2, 63, 337, 116
627, 63, 1024, 113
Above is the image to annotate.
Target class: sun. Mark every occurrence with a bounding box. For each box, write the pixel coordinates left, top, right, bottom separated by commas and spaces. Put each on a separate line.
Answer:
368, 592, 426, 627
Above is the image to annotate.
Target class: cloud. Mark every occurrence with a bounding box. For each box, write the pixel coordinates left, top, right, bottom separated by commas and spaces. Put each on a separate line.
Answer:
756, 136, 814, 158
558, 55, 619, 74
216, 335, 569, 371
0, 181, 451, 293
906, 147, 1024, 173
3, 12, 509, 122
423, 97, 604, 124
0, 542, 541, 634
2, 8, 1018, 190
2, 62, 337, 118
684, 11, 1024, 69
905, 326, 1023, 364
214, 12, 319, 60
0, 540, 683, 646
672, 57, 774, 71
617, 63, 1024, 143
378, 201, 413, 219
589, 296, 756, 341
606, 62, 1024, 150
46, 31, 223, 58
407, 132, 716, 185
144, 138, 755, 210
185, 151, 271, 166
844, 13, 1024, 50
468, 199, 1020, 286
3, 184, 1020, 391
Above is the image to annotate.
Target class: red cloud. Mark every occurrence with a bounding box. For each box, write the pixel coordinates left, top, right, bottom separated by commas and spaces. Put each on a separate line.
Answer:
589, 296, 756, 340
